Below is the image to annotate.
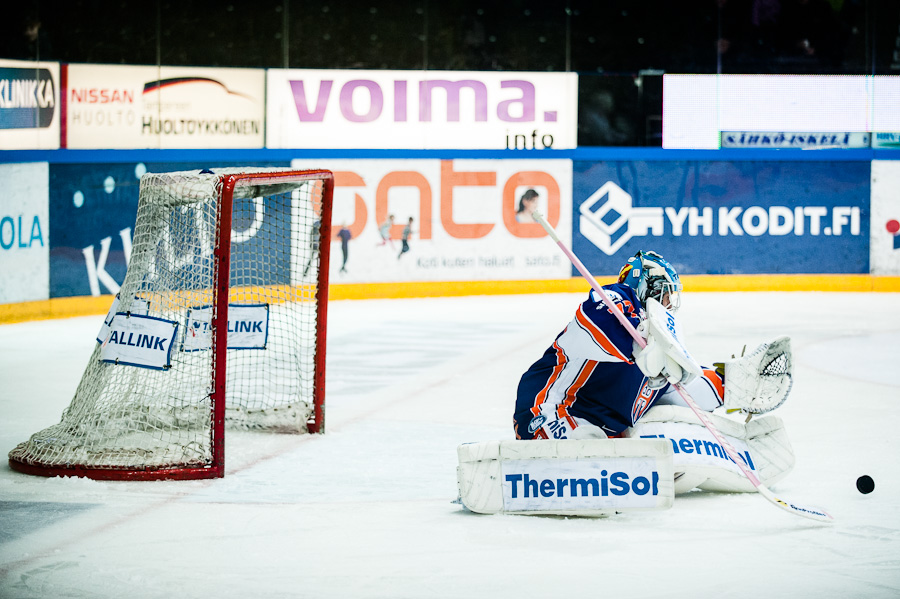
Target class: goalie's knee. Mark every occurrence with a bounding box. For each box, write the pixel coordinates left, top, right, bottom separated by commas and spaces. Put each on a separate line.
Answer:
514, 411, 607, 440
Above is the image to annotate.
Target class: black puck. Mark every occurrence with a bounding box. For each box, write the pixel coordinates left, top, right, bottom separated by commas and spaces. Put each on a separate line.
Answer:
856, 475, 874, 494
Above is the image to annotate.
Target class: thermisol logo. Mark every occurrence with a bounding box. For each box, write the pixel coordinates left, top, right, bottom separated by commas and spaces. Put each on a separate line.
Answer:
640, 432, 756, 472
500, 457, 667, 511
580, 181, 861, 256
504, 470, 660, 499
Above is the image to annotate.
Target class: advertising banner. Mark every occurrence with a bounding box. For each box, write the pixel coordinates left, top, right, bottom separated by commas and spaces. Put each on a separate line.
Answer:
99, 313, 179, 370
292, 158, 572, 283
721, 131, 870, 149
870, 161, 900, 275
65, 64, 265, 149
0, 162, 49, 303
0, 59, 60, 150
48, 160, 291, 299
872, 132, 900, 149
268, 69, 578, 149
182, 304, 270, 351
664, 74, 900, 149
573, 160, 870, 275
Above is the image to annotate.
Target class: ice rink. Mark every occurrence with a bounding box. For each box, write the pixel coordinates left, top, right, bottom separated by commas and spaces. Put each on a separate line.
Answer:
1, 291, 899, 598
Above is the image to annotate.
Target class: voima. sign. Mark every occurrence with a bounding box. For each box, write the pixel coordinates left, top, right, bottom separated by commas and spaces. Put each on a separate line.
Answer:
266, 69, 577, 150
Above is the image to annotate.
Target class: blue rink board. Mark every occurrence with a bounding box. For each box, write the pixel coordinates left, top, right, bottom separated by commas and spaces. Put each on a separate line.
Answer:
49, 160, 291, 298
572, 160, 871, 275
7, 148, 887, 297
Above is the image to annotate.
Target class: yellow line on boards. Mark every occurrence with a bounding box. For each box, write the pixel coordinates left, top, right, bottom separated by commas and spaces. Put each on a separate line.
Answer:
2, 275, 898, 324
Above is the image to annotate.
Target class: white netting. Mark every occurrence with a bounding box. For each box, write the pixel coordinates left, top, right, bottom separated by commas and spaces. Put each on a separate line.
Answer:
9, 168, 329, 477
723, 336, 793, 415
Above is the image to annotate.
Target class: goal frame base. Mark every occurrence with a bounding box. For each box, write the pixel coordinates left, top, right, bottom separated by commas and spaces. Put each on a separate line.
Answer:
8, 459, 224, 481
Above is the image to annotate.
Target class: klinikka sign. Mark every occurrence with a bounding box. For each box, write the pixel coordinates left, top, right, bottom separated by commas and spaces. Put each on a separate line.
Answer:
0, 59, 60, 150
267, 69, 577, 150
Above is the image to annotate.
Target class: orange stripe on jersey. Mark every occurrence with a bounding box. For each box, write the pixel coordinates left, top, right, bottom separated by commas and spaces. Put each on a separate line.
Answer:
555, 406, 577, 429
530, 339, 568, 417
703, 368, 726, 403
562, 359, 598, 411
556, 359, 598, 428
575, 306, 632, 363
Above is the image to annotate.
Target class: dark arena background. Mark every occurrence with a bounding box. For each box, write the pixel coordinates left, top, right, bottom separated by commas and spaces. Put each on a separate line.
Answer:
1, 2, 899, 598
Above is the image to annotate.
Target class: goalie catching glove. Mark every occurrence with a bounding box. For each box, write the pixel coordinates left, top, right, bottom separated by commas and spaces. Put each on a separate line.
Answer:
716, 336, 793, 414
632, 298, 702, 389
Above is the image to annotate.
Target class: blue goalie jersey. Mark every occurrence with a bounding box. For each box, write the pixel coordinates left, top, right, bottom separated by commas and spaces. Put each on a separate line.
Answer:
514, 283, 665, 439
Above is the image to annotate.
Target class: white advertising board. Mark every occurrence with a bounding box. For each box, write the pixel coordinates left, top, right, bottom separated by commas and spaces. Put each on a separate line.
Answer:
292, 158, 572, 283
663, 74, 900, 149
99, 313, 179, 370
871, 160, 900, 275
66, 64, 265, 149
0, 59, 60, 150
0, 162, 49, 303
182, 304, 270, 351
269, 69, 578, 149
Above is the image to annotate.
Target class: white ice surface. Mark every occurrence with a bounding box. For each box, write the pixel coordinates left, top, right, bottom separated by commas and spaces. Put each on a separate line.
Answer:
1, 292, 899, 598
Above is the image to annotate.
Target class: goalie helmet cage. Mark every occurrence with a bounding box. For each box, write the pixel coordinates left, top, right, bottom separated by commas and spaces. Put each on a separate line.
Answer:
8, 167, 334, 481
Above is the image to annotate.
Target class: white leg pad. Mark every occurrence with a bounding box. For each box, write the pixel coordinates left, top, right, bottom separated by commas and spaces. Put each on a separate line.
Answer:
623, 405, 795, 494
456, 439, 674, 516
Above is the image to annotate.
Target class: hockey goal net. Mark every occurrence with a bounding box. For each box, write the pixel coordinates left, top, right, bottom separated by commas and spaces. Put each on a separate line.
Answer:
8, 167, 333, 480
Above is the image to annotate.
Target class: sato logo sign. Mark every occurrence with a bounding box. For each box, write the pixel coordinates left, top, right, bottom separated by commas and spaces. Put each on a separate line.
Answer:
579, 180, 861, 256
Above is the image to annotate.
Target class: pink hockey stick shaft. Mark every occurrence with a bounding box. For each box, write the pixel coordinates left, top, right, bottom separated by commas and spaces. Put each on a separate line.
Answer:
532, 211, 833, 521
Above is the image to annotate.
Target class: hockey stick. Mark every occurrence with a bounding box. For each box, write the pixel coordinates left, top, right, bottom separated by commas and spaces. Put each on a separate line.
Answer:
532, 211, 833, 523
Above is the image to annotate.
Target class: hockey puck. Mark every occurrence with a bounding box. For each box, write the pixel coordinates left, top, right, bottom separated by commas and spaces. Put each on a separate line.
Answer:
856, 475, 874, 494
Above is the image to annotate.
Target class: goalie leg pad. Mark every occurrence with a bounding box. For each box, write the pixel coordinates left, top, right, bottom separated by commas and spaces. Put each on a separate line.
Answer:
456, 439, 674, 516
623, 405, 795, 494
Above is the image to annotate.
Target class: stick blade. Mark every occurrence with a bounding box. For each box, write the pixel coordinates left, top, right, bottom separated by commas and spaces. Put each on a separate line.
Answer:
759, 486, 834, 523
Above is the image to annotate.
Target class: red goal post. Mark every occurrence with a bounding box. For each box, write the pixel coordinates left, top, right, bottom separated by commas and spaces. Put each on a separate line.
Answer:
9, 168, 334, 480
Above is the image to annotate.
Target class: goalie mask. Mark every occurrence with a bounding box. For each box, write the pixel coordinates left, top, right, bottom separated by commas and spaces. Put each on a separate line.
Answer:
617, 250, 682, 311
